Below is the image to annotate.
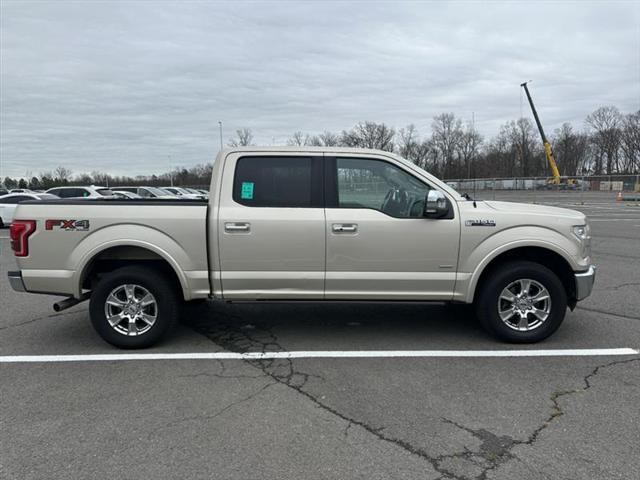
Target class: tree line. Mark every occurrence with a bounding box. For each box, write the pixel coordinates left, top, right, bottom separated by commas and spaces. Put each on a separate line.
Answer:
2, 105, 638, 191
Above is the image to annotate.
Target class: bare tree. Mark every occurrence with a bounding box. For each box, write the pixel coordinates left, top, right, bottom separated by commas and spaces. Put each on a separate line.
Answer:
586, 106, 623, 174
91, 171, 110, 186
457, 124, 483, 178
228, 128, 254, 147
54, 166, 73, 184
340, 122, 395, 151
76, 173, 93, 184
553, 123, 589, 176
308, 131, 340, 147
397, 124, 432, 170
621, 111, 640, 173
286, 131, 311, 146
431, 113, 463, 178
510, 118, 544, 177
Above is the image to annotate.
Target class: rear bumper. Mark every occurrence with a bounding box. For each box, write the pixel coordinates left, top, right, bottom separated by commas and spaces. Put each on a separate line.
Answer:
8, 271, 27, 292
574, 265, 596, 301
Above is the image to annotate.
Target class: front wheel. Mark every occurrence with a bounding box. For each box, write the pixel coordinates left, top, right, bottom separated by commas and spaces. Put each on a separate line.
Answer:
89, 266, 179, 349
475, 261, 567, 343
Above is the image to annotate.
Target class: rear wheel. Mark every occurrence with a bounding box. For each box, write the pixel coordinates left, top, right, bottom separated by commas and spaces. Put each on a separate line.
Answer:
89, 266, 178, 348
475, 261, 567, 343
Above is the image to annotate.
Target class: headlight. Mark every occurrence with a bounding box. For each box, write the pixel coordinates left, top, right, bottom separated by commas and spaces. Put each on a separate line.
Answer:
572, 223, 591, 258
573, 225, 588, 240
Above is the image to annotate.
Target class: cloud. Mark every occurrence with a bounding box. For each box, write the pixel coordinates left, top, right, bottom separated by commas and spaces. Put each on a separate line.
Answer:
1, 0, 638, 177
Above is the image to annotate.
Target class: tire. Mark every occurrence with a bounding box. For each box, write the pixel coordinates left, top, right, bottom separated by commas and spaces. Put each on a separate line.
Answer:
89, 265, 179, 349
475, 261, 567, 343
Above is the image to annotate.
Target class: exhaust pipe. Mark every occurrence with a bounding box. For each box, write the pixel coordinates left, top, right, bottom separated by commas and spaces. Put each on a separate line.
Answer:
53, 293, 90, 312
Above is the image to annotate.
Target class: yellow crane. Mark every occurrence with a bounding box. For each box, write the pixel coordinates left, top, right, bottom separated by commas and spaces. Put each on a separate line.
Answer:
520, 82, 563, 185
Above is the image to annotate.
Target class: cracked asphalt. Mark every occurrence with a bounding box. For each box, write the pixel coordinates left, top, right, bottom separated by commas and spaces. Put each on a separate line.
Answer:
1, 192, 639, 480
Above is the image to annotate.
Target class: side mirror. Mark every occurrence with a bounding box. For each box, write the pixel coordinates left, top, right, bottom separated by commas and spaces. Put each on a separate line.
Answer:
424, 190, 449, 218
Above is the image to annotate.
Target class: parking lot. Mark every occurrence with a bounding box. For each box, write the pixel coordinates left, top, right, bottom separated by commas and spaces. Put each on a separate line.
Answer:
1, 193, 639, 480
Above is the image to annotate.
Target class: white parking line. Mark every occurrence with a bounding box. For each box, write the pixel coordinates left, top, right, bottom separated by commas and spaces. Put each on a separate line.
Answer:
1, 348, 638, 363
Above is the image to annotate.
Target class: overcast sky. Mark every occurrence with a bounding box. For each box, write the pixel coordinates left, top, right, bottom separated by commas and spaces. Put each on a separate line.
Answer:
1, 0, 639, 178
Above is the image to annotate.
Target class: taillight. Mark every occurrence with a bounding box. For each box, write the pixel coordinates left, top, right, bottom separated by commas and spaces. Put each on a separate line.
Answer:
10, 220, 36, 257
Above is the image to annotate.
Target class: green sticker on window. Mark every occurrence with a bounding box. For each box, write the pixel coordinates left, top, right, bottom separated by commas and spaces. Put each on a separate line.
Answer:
241, 182, 254, 199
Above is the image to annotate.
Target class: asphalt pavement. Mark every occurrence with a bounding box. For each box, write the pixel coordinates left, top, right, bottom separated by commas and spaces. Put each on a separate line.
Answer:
1, 193, 639, 480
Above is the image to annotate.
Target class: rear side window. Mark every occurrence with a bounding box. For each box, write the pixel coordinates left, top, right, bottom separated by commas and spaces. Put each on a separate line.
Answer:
97, 188, 114, 196
233, 156, 321, 208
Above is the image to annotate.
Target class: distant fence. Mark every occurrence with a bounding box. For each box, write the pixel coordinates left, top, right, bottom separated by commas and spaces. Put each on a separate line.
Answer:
445, 174, 639, 192
443, 174, 639, 200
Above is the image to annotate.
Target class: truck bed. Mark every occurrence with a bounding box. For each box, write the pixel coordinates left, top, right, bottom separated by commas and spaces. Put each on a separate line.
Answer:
12, 199, 210, 299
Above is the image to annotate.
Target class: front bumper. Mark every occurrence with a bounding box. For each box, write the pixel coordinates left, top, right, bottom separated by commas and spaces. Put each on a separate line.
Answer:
574, 265, 596, 301
8, 271, 27, 292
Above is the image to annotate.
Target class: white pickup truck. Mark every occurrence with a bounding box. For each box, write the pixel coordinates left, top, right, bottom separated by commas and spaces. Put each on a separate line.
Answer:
8, 147, 595, 348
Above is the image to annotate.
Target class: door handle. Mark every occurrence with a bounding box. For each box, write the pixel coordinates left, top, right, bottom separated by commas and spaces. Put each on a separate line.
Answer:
225, 222, 251, 233
332, 223, 358, 233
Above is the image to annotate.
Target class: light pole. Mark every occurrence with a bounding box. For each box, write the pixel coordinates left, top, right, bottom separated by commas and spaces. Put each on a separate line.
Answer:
218, 121, 223, 150
168, 155, 173, 187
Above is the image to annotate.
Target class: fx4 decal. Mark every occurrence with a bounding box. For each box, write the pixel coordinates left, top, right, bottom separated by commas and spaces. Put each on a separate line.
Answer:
45, 219, 90, 231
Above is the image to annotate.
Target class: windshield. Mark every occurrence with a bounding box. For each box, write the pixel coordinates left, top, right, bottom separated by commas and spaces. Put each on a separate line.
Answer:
391, 154, 464, 201
97, 188, 114, 196
36, 194, 60, 200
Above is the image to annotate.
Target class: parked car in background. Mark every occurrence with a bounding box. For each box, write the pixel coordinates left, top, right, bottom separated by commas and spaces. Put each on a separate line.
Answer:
46, 186, 114, 199
112, 190, 142, 199
112, 186, 175, 199
10, 189, 36, 194
186, 187, 209, 199
161, 186, 205, 199
0, 192, 59, 227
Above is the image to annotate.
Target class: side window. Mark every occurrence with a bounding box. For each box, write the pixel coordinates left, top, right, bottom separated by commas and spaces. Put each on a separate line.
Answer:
59, 188, 79, 198
336, 158, 431, 218
233, 156, 321, 208
48, 189, 60, 197
138, 188, 152, 198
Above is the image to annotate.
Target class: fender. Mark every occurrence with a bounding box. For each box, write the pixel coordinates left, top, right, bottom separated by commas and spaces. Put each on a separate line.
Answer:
71, 224, 193, 300
457, 226, 585, 303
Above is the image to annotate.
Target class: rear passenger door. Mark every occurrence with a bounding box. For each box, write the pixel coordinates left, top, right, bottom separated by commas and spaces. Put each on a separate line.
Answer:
217, 154, 325, 299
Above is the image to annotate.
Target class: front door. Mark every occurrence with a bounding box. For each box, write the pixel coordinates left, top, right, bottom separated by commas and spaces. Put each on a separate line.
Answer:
217, 154, 325, 299
324, 156, 460, 300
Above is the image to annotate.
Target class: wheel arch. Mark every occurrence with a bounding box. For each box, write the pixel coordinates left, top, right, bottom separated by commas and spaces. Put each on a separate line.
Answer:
467, 245, 577, 308
77, 242, 188, 300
